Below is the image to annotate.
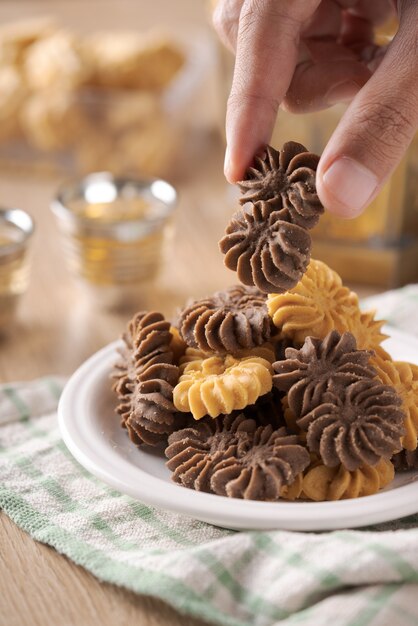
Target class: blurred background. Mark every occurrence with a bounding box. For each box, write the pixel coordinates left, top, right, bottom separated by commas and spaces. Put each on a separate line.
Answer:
0, 1, 222, 179
0, 0, 416, 379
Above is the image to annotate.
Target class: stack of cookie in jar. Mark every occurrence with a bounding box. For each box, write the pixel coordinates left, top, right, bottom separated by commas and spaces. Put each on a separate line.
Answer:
112, 142, 418, 502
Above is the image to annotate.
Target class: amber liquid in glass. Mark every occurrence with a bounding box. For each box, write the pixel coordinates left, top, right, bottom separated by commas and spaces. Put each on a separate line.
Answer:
0, 223, 30, 328
64, 197, 170, 287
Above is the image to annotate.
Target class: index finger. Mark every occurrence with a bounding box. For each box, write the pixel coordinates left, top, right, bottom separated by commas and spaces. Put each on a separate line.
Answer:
224, 0, 320, 182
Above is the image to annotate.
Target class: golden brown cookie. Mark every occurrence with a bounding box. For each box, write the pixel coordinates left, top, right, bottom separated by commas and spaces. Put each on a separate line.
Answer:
173, 353, 273, 419
302, 458, 394, 501
267, 259, 361, 345
345, 310, 390, 359
372, 355, 418, 450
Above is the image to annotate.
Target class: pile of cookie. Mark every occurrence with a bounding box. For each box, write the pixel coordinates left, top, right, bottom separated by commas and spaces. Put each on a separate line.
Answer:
112, 142, 418, 502
0, 16, 184, 175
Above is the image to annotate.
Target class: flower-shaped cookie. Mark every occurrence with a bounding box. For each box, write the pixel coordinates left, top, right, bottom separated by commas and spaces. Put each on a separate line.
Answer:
219, 201, 312, 294
346, 310, 390, 359
166, 414, 256, 492
371, 355, 418, 450
165, 414, 310, 500
130, 311, 174, 362
238, 142, 323, 229
302, 458, 394, 501
273, 331, 376, 417
179, 284, 271, 354
298, 379, 405, 471
267, 259, 361, 345
113, 310, 180, 445
112, 310, 173, 401
124, 362, 183, 446
173, 353, 273, 419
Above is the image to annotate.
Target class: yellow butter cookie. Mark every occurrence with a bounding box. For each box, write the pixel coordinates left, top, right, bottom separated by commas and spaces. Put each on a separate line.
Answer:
371, 355, 418, 450
345, 310, 390, 359
173, 354, 273, 420
302, 458, 394, 501
267, 259, 360, 346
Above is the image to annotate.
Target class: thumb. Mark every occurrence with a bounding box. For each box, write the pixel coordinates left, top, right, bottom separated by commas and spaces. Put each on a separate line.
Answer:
317, 2, 418, 218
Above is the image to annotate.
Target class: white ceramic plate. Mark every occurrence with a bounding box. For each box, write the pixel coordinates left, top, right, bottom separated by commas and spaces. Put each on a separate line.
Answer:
58, 326, 418, 531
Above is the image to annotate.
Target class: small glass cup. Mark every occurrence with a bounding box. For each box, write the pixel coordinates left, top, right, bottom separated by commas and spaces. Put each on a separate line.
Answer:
51, 172, 177, 310
0, 208, 34, 331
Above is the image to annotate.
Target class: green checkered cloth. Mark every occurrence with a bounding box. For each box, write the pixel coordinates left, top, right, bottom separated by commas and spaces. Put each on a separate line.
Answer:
2, 286, 418, 626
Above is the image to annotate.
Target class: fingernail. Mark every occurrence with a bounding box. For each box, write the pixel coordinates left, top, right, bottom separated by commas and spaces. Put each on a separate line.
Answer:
325, 81, 361, 106
322, 157, 378, 217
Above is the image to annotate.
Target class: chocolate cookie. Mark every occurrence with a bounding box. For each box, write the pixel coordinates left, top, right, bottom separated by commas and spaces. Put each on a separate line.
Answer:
165, 414, 309, 500
178, 284, 271, 353
219, 142, 323, 294
238, 142, 323, 229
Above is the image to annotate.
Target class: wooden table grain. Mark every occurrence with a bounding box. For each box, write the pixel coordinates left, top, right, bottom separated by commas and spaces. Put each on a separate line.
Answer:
0, 2, 382, 624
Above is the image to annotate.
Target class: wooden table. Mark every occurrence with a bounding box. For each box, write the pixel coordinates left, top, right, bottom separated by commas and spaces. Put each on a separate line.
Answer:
0, 132, 230, 626
0, 2, 381, 625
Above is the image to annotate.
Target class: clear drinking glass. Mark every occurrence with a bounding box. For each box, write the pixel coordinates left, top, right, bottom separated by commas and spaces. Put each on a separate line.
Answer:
0, 208, 34, 331
50, 172, 177, 310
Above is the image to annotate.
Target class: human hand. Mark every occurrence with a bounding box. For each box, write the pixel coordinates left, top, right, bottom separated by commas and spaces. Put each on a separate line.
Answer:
213, 0, 418, 218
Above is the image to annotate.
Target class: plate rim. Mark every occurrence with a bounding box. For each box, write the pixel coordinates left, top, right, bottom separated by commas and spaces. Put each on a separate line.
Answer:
58, 326, 418, 531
